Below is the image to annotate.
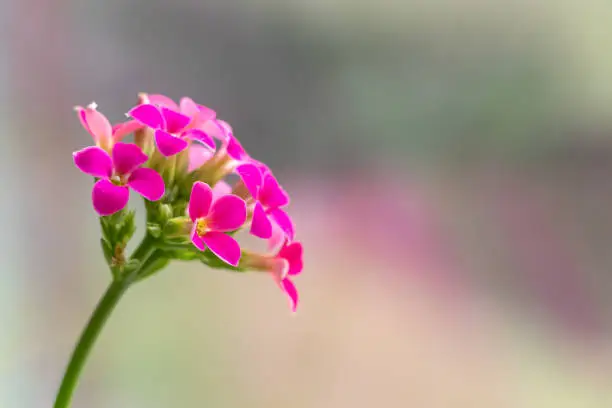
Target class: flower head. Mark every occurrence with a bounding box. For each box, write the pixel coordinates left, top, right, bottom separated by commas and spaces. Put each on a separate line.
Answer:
73, 142, 165, 215
235, 163, 294, 240
128, 95, 216, 157
188, 181, 247, 266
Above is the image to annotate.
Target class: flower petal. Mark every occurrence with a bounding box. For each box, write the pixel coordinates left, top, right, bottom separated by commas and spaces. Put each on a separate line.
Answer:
76, 104, 113, 146
212, 181, 232, 199
226, 135, 248, 160
208, 194, 247, 231
128, 104, 165, 129
280, 278, 299, 312
235, 163, 262, 198
191, 226, 207, 251
201, 231, 242, 267
188, 143, 215, 172
149, 94, 180, 110
112, 142, 148, 175
267, 223, 286, 252
92, 179, 129, 216
161, 106, 191, 134
268, 208, 295, 241
112, 120, 143, 141
250, 202, 272, 239
200, 119, 229, 140
278, 241, 303, 276
259, 173, 289, 208
73, 146, 112, 178
183, 129, 215, 150
154, 129, 188, 157
188, 181, 213, 221
127, 168, 165, 201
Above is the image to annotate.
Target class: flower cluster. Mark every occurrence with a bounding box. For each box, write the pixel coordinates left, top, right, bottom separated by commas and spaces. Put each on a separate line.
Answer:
73, 94, 303, 311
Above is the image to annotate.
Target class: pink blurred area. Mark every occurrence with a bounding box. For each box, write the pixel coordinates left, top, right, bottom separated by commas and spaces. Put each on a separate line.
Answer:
3, 0, 612, 407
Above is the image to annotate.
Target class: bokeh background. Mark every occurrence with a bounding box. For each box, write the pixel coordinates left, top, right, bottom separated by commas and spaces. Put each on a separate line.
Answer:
3, 0, 612, 406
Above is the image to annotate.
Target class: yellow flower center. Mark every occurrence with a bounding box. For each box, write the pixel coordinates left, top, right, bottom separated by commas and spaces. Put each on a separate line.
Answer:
196, 218, 208, 236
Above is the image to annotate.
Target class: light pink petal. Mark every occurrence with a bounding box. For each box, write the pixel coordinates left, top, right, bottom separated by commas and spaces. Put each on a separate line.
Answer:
194, 104, 216, 123
201, 231, 242, 267
154, 129, 188, 157
149, 94, 180, 110
92, 179, 130, 216
190, 226, 207, 251
267, 223, 286, 252
235, 163, 262, 198
250, 202, 273, 239
200, 119, 228, 140
280, 278, 299, 312
128, 104, 165, 129
183, 129, 215, 150
112, 120, 143, 141
161, 106, 191, 134
226, 135, 248, 160
188, 144, 215, 172
179, 97, 198, 116
269, 258, 290, 282
268, 208, 295, 241
212, 181, 232, 199
259, 173, 289, 208
73, 146, 112, 178
76, 105, 113, 145
208, 194, 247, 231
188, 181, 213, 221
278, 241, 303, 276
112, 142, 148, 175
127, 168, 165, 201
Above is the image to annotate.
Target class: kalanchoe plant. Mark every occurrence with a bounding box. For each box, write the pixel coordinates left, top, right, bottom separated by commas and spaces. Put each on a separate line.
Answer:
53, 94, 304, 408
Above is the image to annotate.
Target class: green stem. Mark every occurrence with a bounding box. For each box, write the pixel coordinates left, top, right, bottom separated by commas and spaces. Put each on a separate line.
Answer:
53, 234, 156, 408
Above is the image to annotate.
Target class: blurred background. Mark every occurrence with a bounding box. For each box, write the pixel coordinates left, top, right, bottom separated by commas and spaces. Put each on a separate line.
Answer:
2, 0, 612, 406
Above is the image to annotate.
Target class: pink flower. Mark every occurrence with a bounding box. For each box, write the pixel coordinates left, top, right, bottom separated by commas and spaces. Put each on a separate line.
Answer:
235, 163, 294, 240
245, 240, 303, 312
128, 101, 215, 157
188, 181, 247, 267
273, 241, 303, 312
73, 142, 165, 215
75, 102, 114, 152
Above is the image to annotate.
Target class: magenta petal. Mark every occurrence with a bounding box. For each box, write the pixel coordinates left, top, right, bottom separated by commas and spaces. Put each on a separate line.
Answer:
208, 194, 247, 231
201, 231, 242, 267
128, 104, 165, 129
92, 179, 130, 216
268, 208, 295, 241
183, 129, 215, 150
200, 120, 227, 141
250, 202, 273, 239
160, 106, 191, 134
267, 223, 286, 252
191, 227, 207, 251
73, 146, 112, 178
188, 181, 213, 221
280, 278, 299, 312
259, 174, 289, 208
154, 129, 188, 157
226, 135, 247, 160
127, 168, 165, 201
235, 163, 262, 198
112, 142, 148, 175
278, 241, 303, 276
